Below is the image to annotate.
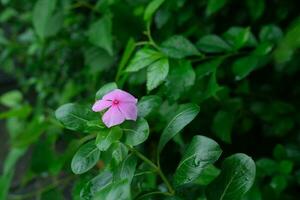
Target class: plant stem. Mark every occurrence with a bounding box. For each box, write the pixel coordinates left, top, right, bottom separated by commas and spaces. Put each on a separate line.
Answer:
125, 145, 175, 195
145, 21, 160, 50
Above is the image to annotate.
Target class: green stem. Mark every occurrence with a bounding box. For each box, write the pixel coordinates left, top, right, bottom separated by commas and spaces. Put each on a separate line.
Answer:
145, 21, 160, 50
125, 145, 175, 194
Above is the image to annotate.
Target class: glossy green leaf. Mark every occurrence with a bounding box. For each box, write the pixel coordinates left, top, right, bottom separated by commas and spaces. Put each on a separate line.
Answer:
207, 153, 256, 200
123, 118, 149, 146
212, 110, 235, 143
197, 35, 231, 53
126, 48, 163, 72
174, 135, 222, 186
160, 35, 200, 59
114, 154, 137, 183
93, 179, 131, 200
96, 127, 123, 151
158, 103, 200, 152
147, 57, 169, 91
71, 140, 100, 174
144, 0, 165, 21
55, 103, 103, 132
206, 0, 227, 16
194, 164, 221, 186
95, 82, 118, 100
88, 15, 113, 55
164, 60, 195, 101
80, 171, 113, 199
137, 95, 162, 117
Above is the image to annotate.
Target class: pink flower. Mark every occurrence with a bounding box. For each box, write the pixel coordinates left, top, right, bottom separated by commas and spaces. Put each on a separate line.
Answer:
92, 89, 138, 128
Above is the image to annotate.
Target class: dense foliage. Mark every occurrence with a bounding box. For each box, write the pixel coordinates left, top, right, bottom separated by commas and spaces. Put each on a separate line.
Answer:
1, 0, 300, 199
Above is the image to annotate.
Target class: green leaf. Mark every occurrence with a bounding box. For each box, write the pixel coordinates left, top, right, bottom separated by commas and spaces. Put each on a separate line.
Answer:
207, 153, 256, 200
55, 103, 103, 133
194, 164, 221, 186
126, 48, 163, 72
206, 0, 227, 16
158, 103, 200, 152
246, 0, 265, 20
123, 118, 149, 146
144, 0, 165, 21
160, 35, 200, 59
195, 58, 223, 79
84, 47, 114, 72
137, 95, 162, 117
80, 171, 113, 199
212, 111, 235, 143
259, 25, 283, 43
96, 127, 123, 151
93, 179, 131, 200
71, 140, 100, 174
88, 15, 113, 55
95, 82, 118, 100
204, 70, 222, 99
0, 171, 13, 200
164, 60, 195, 101
0, 90, 22, 108
0, 105, 32, 119
174, 135, 222, 186
232, 56, 260, 80
223, 27, 256, 50
12, 117, 47, 148
147, 57, 169, 91
114, 154, 137, 183
32, 0, 60, 39
196, 35, 232, 53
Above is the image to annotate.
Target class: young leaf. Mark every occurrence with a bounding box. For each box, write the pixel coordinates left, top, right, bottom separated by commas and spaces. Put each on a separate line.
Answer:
123, 118, 149, 146
174, 135, 222, 186
147, 57, 169, 91
96, 127, 123, 151
158, 103, 200, 152
206, 0, 227, 16
212, 110, 235, 143
88, 15, 113, 55
71, 140, 100, 174
144, 0, 165, 21
126, 48, 163, 72
207, 153, 256, 200
164, 60, 195, 101
55, 103, 103, 133
160, 35, 200, 59
137, 95, 162, 117
196, 35, 232, 53
95, 82, 118, 100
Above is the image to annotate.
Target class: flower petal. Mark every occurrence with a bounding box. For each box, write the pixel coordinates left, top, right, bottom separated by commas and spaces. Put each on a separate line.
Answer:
118, 102, 137, 120
92, 100, 112, 112
102, 106, 125, 127
103, 89, 137, 103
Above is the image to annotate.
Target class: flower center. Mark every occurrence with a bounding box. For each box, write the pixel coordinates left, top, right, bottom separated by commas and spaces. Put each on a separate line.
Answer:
113, 99, 119, 105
